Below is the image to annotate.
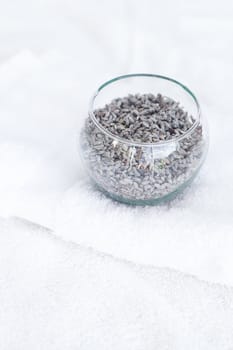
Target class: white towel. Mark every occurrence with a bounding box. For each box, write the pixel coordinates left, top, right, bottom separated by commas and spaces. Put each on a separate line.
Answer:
0, 217, 233, 350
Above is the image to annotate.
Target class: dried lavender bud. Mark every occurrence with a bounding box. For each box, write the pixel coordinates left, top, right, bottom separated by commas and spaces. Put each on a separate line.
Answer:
80, 93, 205, 202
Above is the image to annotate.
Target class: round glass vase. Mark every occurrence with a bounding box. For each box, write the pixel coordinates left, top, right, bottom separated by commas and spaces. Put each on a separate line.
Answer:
79, 74, 208, 205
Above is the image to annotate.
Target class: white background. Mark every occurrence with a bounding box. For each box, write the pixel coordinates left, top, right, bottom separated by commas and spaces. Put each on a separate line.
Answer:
0, 0, 233, 348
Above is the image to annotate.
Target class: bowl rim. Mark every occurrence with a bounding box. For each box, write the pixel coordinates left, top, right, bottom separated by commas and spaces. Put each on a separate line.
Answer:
88, 73, 201, 147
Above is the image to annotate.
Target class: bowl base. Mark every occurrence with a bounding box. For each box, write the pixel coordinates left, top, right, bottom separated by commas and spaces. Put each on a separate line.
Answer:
93, 172, 199, 206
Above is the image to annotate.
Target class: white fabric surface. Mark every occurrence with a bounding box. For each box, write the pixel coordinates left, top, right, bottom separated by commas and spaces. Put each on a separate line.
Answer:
1, 217, 233, 350
0, 0, 233, 347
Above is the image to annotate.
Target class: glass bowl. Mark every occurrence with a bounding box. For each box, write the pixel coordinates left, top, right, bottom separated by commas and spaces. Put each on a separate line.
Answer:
79, 74, 208, 205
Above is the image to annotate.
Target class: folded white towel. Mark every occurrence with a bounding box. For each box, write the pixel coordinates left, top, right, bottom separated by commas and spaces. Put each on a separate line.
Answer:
0, 217, 233, 350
